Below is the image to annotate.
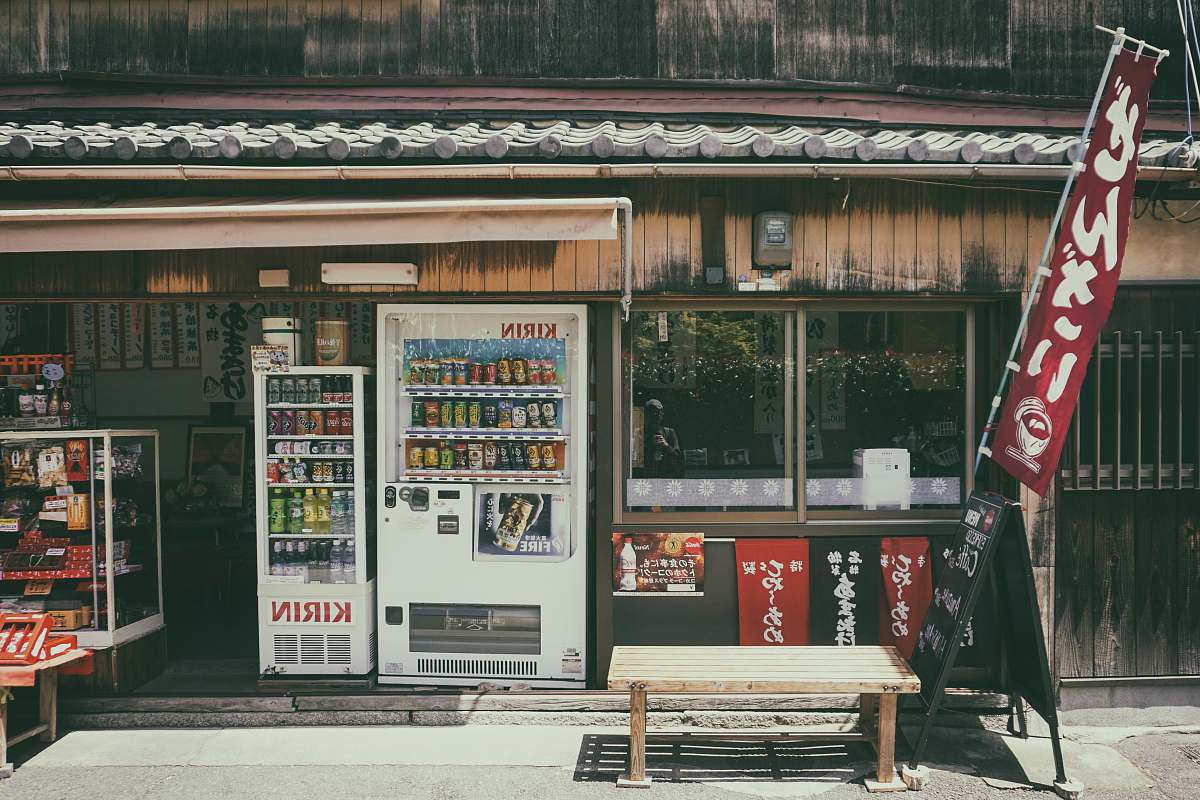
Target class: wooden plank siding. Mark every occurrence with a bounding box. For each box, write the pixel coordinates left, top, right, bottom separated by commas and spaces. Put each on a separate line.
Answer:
0, 179, 1045, 300
0, 0, 1187, 99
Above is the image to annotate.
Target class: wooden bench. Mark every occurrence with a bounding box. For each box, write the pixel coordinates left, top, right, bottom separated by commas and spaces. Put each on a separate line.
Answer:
608, 645, 920, 792
0, 649, 88, 778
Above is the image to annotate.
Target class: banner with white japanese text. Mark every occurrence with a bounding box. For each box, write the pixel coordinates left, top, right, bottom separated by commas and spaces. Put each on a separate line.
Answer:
809, 538, 880, 646
879, 537, 933, 659
200, 302, 266, 403
991, 50, 1157, 494
735, 538, 809, 645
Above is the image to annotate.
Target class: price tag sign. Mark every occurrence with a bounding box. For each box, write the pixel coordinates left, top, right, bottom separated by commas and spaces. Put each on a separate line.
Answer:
24, 579, 54, 596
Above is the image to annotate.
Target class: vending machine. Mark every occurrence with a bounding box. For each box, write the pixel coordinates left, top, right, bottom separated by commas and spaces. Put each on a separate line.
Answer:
254, 366, 376, 676
376, 304, 587, 687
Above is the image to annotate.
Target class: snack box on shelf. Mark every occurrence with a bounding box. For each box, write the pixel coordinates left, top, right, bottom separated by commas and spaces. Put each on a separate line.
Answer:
47, 605, 91, 630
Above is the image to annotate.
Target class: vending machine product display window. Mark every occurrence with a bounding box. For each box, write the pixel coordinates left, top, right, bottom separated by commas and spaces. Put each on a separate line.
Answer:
376, 304, 587, 687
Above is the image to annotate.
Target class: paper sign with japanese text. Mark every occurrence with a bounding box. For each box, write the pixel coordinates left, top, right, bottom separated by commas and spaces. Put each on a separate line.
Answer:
612, 532, 704, 596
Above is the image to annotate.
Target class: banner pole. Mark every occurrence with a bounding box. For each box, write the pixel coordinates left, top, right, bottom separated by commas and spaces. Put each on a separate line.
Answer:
971, 26, 1128, 479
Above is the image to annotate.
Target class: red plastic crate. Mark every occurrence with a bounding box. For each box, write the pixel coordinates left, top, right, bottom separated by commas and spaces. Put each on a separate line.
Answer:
0, 613, 53, 665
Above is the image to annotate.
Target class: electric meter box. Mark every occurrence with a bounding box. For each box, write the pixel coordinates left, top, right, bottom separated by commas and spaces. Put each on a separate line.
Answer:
753, 211, 793, 268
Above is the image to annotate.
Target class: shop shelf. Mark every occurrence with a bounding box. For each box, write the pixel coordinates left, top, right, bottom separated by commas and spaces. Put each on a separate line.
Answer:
266, 403, 354, 410
0, 563, 143, 581
267, 453, 356, 459
403, 427, 565, 440
402, 385, 566, 399
403, 469, 567, 484
266, 532, 352, 538
267, 435, 354, 440
0, 416, 68, 431
266, 482, 354, 489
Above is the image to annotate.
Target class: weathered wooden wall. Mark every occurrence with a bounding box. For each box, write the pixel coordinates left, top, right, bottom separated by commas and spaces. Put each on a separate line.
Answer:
0, 1, 1185, 99
1054, 288, 1200, 679
0, 178, 1052, 298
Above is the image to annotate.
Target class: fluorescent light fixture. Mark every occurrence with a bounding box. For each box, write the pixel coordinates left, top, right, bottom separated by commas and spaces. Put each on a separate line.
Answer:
322, 262, 418, 285
258, 268, 290, 288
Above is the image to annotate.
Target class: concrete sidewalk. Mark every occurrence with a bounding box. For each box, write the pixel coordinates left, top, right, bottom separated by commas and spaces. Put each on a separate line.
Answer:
2, 721, 1190, 799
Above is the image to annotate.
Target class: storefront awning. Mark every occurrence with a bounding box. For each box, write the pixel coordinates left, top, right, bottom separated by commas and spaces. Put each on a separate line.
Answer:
0, 195, 621, 253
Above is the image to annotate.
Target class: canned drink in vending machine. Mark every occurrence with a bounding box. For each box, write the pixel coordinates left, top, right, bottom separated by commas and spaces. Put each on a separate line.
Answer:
309, 410, 325, 436
526, 444, 541, 470
485, 362, 498, 384
512, 358, 527, 385
340, 410, 354, 436
309, 378, 324, 404
512, 443, 528, 470
467, 401, 482, 428
497, 357, 512, 385
542, 359, 557, 385
527, 361, 542, 385
268, 411, 281, 436
423, 360, 440, 385
424, 400, 440, 427
542, 444, 557, 470
267, 378, 281, 404
483, 441, 498, 469
453, 443, 468, 469
344, 461, 354, 482
278, 410, 295, 436
497, 443, 513, 470
453, 358, 468, 386
526, 402, 541, 427
541, 402, 557, 427
439, 443, 455, 470
482, 403, 498, 428
423, 446, 440, 469
497, 400, 513, 428
326, 410, 341, 435
409, 359, 425, 385
267, 461, 280, 483
511, 404, 527, 429
408, 446, 425, 470
280, 377, 296, 404
453, 400, 467, 428
469, 362, 483, 385
467, 443, 483, 470
411, 401, 425, 427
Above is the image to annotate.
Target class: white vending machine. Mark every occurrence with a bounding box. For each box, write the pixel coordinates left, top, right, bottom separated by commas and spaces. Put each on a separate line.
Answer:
376, 304, 587, 687
254, 366, 376, 676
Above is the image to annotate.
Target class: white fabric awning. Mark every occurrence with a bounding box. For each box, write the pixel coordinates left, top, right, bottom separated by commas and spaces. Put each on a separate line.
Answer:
0, 196, 621, 252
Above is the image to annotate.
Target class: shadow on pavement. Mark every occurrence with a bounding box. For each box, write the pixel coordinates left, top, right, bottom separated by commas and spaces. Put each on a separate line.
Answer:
573, 734, 875, 784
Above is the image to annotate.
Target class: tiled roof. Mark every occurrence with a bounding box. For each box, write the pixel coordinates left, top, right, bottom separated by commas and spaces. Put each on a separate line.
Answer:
0, 119, 1192, 167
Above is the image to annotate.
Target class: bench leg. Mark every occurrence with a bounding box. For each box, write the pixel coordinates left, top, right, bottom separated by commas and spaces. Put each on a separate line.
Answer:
0, 694, 11, 779
39, 670, 58, 743
617, 683, 651, 788
860, 693, 877, 738
864, 694, 906, 792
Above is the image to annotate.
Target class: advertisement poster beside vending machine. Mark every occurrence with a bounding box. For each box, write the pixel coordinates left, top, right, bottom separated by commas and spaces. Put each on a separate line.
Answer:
612, 532, 705, 595
376, 304, 587, 688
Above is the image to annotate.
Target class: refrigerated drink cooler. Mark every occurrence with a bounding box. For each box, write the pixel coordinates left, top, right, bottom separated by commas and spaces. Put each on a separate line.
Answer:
254, 366, 376, 677
376, 304, 587, 687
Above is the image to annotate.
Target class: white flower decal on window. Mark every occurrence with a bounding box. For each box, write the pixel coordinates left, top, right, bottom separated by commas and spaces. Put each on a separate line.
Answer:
806, 479, 822, 496
931, 478, 948, 495
633, 480, 650, 497
762, 480, 781, 496
698, 480, 716, 497
666, 480, 683, 497
836, 479, 854, 497
730, 480, 749, 496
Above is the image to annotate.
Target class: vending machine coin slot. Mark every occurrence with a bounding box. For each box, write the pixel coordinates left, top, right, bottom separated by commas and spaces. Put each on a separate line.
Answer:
397, 485, 430, 512
384, 486, 397, 508
437, 515, 460, 535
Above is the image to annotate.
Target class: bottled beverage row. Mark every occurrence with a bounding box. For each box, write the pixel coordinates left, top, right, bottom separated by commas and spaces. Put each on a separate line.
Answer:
406, 356, 557, 387
0, 380, 72, 419
269, 537, 356, 583
411, 398, 557, 429
408, 441, 560, 472
269, 409, 354, 437
266, 375, 355, 405
268, 487, 355, 535
268, 458, 354, 485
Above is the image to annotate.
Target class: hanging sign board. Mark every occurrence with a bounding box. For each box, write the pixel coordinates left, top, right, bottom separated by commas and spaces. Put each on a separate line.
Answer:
735, 538, 809, 645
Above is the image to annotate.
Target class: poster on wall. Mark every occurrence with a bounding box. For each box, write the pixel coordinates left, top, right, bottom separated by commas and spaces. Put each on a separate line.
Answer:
736, 538, 809, 645
200, 302, 266, 403
612, 532, 704, 596
149, 304, 175, 369
70, 305, 97, 366
175, 302, 201, 368
879, 537, 933, 659
186, 425, 247, 508
350, 303, 374, 363
808, 538, 880, 646
96, 303, 123, 370
122, 303, 145, 369
475, 492, 568, 559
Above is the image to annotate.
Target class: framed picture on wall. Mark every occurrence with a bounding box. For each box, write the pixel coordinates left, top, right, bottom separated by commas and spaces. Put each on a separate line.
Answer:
186, 425, 248, 508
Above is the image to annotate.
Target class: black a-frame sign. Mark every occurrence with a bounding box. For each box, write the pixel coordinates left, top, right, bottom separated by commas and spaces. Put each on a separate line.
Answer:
906, 491, 1075, 795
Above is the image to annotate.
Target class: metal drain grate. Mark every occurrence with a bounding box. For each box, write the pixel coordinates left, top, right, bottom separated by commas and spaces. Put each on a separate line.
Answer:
1181, 745, 1200, 766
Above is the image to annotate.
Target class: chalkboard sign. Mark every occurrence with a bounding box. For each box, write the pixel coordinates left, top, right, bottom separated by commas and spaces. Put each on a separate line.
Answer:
909, 492, 1009, 707
906, 491, 1067, 788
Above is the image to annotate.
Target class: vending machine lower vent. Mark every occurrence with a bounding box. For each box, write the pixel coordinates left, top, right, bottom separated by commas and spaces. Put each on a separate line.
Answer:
417, 657, 537, 678
273, 634, 300, 665
368, 631, 378, 664
326, 634, 353, 665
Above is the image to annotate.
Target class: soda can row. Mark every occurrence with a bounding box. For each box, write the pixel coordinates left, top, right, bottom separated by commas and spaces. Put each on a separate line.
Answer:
272, 440, 353, 456
267, 375, 354, 405
408, 441, 559, 472
411, 399, 556, 429
407, 357, 557, 386
269, 409, 354, 436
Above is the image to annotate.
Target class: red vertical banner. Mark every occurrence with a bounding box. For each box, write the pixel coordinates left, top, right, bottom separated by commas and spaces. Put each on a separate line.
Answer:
879, 537, 932, 660
991, 49, 1158, 495
735, 539, 809, 646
